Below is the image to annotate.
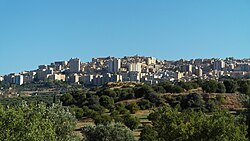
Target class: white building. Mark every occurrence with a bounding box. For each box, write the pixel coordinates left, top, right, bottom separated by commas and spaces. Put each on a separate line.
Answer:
129, 63, 142, 73
15, 75, 24, 85
213, 60, 225, 70
147, 57, 157, 65
0, 76, 3, 81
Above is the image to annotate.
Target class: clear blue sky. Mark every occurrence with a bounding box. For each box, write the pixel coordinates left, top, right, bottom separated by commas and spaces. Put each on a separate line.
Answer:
0, 0, 250, 75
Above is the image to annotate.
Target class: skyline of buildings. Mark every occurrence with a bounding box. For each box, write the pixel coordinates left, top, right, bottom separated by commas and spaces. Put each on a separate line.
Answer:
1, 55, 250, 86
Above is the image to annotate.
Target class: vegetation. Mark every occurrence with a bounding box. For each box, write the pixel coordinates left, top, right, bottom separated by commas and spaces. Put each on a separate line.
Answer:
0, 94, 60, 106
2, 78, 250, 140
0, 102, 78, 141
140, 107, 248, 141
82, 123, 135, 141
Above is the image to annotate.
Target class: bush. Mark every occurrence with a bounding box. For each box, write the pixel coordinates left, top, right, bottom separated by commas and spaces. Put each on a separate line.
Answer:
202, 80, 218, 93
216, 83, 226, 93
135, 85, 154, 98
94, 115, 112, 125
181, 93, 205, 111
60, 93, 75, 106
99, 95, 114, 109
139, 125, 158, 141
122, 114, 140, 131
138, 99, 153, 110
115, 103, 130, 114
71, 106, 84, 119
126, 102, 140, 114
224, 80, 237, 93
82, 123, 135, 141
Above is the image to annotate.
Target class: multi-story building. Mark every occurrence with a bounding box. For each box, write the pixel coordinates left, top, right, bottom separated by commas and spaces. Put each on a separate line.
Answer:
180, 64, 192, 74
108, 58, 121, 73
147, 57, 157, 65
129, 63, 142, 73
175, 71, 184, 80
69, 58, 80, 73
48, 74, 66, 81
36, 68, 54, 81
213, 60, 225, 70
4, 55, 250, 86
79, 74, 94, 85
4, 73, 16, 84
195, 67, 203, 77
68, 74, 80, 83
239, 63, 250, 72
54, 61, 68, 71
15, 75, 24, 85
129, 71, 141, 82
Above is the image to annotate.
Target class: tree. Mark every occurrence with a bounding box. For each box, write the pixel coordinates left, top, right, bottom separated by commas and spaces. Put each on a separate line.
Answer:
138, 99, 153, 110
122, 114, 140, 130
152, 85, 166, 93
202, 80, 218, 93
0, 102, 79, 141
179, 82, 193, 91
115, 103, 130, 114
172, 85, 184, 93
82, 123, 135, 141
126, 102, 140, 114
139, 125, 158, 141
216, 83, 226, 93
238, 81, 250, 95
46, 104, 79, 141
71, 90, 87, 107
94, 115, 112, 125
224, 80, 237, 93
98, 88, 117, 99
135, 85, 154, 98
99, 95, 114, 109
110, 110, 123, 122
146, 107, 247, 141
60, 93, 75, 106
181, 93, 205, 111
144, 92, 164, 106
71, 106, 84, 119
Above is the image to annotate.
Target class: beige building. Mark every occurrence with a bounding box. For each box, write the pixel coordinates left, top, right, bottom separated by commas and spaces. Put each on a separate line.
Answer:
147, 57, 157, 65
195, 67, 203, 77
175, 71, 184, 80
129, 63, 142, 73
48, 74, 66, 81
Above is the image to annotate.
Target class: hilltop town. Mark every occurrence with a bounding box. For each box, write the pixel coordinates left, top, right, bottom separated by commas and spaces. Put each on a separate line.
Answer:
1, 56, 250, 87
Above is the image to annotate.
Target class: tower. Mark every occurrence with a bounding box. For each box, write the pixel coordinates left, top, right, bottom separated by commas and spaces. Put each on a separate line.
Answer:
69, 58, 80, 73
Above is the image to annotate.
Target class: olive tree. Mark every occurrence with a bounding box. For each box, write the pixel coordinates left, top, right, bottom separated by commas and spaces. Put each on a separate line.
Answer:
82, 123, 135, 141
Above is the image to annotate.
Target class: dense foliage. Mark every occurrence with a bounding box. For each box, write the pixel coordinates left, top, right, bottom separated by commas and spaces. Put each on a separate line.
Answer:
82, 123, 135, 141
140, 107, 248, 141
2, 79, 250, 140
0, 102, 78, 141
0, 94, 60, 106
